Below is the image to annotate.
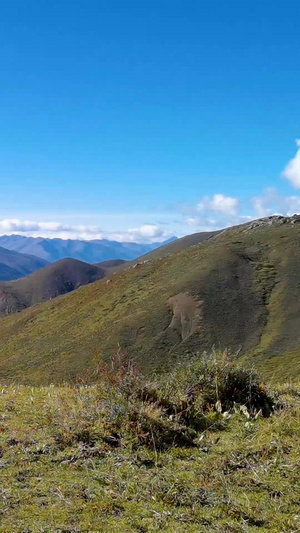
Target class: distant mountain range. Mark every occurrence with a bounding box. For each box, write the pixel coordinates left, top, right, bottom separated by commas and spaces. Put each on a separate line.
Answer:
0, 235, 177, 264
0, 245, 49, 281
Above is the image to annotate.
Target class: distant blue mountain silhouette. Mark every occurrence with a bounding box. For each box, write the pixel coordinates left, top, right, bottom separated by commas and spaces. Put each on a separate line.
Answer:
0, 245, 48, 281
0, 235, 177, 264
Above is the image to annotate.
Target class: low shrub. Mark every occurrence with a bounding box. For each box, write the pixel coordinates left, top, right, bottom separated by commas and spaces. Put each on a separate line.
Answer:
153, 350, 274, 419
50, 349, 274, 451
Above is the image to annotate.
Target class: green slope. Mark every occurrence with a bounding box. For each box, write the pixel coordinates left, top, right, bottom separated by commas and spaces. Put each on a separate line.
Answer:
100, 229, 220, 277
1, 217, 300, 384
126, 229, 220, 262
0, 258, 106, 316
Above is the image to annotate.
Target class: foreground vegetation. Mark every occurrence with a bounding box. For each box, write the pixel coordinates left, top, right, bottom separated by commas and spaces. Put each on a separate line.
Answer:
0, 352, 299, 532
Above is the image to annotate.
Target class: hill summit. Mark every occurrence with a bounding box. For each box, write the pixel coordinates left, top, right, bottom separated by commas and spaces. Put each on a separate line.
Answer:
0, 258, 105, 316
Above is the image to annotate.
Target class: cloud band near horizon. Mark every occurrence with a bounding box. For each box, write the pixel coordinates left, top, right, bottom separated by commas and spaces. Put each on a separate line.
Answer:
2, 140, 300, 242
1, 187, 300, 243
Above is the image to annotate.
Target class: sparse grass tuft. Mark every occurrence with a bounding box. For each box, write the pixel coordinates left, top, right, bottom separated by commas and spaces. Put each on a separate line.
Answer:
0, 352, 298, 532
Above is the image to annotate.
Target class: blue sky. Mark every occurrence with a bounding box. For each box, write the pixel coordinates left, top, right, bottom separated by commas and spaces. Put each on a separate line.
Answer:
1, 0, 300, 242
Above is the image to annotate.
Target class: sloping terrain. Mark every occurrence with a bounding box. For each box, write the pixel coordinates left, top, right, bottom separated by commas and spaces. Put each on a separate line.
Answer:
1, 217, 300, 383
0, 258, 105, 317
0, 234, 177, 263
134, 229, 221, 261
100, 229, 220, 276
0, 245, 49, 281
0, 263, 21, 282
0, 231, 217, 316
95, 258, 128, 274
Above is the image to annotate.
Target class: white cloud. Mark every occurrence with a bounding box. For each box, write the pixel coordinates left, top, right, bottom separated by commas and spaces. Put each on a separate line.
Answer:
186, 217, 201, 227
181, 187, 300, 233
251, 188, 300, 218
100, 225, 168, 243
128, 224, 164, 240
197, 194, 239, 216
282, 139, 300, 188
0, 219, 171, 243
3, 184, 300, 245
251, 188, 278, 218
0, 219, 102, 235
179, 193, 241, 231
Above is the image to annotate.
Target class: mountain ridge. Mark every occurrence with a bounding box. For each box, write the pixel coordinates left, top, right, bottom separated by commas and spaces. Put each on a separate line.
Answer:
0, 234, 178, 263
0, 245, 49, 281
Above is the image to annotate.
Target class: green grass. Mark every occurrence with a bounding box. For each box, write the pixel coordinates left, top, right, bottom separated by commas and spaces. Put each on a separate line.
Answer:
0, 354, 299, 532
0, 258, 105, 317
2, 219, 300, 384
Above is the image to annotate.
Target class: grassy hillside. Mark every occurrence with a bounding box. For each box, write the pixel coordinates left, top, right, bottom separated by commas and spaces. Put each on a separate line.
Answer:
0, 354, 299, 532
0, 245, 48, 281
95, 258, 128, 269
0, 231, 224, 316
102, 229, 220, 276
133, 229, 220, 261
1, 217, 300, 383
0, 258, 105, 317
95, 258, 128, 275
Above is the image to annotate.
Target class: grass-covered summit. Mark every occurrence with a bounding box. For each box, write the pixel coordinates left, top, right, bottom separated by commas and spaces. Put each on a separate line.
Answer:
1, 216, 300, 384
0, 258, 106, 317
